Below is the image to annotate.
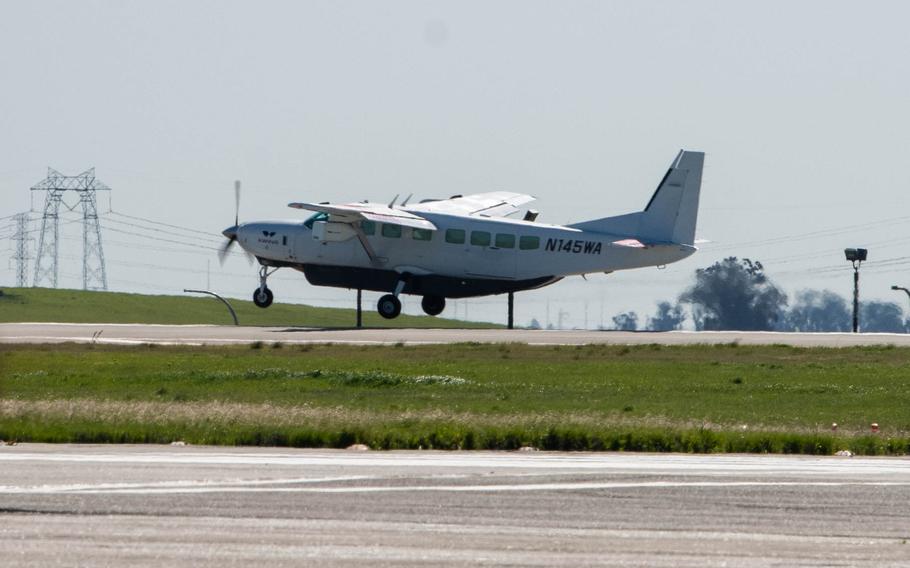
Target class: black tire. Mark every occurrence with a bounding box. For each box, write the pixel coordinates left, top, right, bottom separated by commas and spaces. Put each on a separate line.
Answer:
421, 295, 446, 316
253, 287, 274, 308
377, 294, 402, 319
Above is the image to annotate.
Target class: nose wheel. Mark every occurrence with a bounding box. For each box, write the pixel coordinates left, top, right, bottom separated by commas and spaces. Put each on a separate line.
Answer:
253, 266, 278, 309
253, 287, 273, 308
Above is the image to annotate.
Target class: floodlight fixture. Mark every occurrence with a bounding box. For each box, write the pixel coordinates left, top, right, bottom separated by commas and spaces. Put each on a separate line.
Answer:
844, 248, 868, 263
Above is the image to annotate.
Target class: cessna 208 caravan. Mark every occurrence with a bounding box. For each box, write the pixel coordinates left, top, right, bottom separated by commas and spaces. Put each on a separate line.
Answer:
219, 150, 704, 319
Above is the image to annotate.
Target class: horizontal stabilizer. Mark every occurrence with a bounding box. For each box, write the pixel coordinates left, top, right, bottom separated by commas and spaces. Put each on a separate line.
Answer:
611, 238, 647, 249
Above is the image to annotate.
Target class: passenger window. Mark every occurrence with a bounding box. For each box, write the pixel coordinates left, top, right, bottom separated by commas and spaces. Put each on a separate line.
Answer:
445, 229, 465, 244
381, 224, 402, 238
519, 236, 540, 250
495, 234, 515, 249
361, 220, 376, 235
471, 231, 491, 247
412, 228, 433, 241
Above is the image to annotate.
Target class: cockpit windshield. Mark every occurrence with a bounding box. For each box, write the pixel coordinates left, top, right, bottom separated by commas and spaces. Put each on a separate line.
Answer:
304, 212, 329, 229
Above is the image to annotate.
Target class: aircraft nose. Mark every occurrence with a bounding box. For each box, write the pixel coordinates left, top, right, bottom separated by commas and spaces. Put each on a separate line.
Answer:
222, 225, 239, 240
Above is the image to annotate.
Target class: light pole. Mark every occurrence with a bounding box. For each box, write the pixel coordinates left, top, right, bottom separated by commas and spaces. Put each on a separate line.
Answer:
184, 289, 239, 326
844, 248, 867, 333
891, 285, 910, 310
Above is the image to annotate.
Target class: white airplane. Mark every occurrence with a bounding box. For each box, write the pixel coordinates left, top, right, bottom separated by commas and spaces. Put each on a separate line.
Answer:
220, 150, 704, 319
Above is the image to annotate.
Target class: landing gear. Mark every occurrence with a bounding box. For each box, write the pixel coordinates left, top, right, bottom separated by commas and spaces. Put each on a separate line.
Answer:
377, 294, 401, 319
253, 287, 273, 308
421, 295, 445, 316
377, 273, 409, 319
253, 266, 278, 309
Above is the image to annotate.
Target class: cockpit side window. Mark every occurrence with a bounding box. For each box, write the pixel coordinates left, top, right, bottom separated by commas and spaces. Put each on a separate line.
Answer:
304, 212, 329, 229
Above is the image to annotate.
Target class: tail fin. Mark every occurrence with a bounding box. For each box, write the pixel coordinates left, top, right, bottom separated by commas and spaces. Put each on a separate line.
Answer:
569, 150, 704, 245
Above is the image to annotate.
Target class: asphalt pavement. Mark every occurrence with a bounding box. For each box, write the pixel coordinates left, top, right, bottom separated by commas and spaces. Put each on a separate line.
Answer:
4, 322, 910, 347
1, 445, 909, 567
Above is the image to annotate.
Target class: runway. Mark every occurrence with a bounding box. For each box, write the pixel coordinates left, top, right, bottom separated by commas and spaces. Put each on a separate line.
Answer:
4, 322, 910, 347
1, 445, 908, 567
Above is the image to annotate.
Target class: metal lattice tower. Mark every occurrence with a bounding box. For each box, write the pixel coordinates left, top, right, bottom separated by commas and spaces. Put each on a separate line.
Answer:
31, 168, 110, 290
10, 213, 32, 287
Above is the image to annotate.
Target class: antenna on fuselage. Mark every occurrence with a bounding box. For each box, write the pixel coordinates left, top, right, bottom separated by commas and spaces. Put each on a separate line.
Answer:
388, 194, 399, 208
400, 193, 413, 206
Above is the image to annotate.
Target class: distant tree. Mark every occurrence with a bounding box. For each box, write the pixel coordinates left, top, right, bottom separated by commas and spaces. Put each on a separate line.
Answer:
612, 311, 639, 331
781, 289, 850, 332
647, 301, 686, 331
528, 318, 542, 330
679, 257, 787, 331
860, 301, 906, 333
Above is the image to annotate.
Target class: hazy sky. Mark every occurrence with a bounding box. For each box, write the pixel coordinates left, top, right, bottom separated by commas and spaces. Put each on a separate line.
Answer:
2, 1, 909, 327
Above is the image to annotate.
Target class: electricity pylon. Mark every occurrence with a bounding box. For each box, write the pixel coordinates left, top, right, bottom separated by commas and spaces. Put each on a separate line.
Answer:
10, 213, 32, 287
32, 168, 110, 290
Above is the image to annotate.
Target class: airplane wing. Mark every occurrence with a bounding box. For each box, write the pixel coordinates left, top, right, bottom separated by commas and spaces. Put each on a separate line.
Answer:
288, 202, 437, 231
406, 191, 535, 218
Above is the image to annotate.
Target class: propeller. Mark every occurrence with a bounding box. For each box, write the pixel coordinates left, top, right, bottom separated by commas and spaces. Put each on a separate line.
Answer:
218, 180, 253, 266
234, 179, 240, 227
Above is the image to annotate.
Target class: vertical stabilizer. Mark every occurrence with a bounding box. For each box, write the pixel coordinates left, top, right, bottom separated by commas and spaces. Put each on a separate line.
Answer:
569, 150, 705, 245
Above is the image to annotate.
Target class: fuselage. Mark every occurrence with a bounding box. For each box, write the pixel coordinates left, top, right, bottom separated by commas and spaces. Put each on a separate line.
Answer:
231, 211, 696, 298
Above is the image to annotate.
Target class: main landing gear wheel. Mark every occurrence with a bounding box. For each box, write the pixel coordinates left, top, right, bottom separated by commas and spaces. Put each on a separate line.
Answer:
421, 295, 445, 316
253, 287, 274, 308
377, 294, 402, 319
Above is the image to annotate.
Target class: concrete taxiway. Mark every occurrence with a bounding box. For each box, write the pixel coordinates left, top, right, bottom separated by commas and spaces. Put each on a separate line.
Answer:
4, 322, 910, 347
1, 444, 909, 566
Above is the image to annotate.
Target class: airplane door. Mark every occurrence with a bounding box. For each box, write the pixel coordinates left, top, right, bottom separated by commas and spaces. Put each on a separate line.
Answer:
464, 229, 518, 279
298, 223, 356, 265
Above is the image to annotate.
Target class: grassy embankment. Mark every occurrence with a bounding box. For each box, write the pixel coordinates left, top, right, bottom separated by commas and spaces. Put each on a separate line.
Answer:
2, 342, 910, 455
0, 287, 499, 328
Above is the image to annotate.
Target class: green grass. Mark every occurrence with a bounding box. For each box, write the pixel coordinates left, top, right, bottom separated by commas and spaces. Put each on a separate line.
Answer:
0, 287, 500, 328
2, 343, 910, 454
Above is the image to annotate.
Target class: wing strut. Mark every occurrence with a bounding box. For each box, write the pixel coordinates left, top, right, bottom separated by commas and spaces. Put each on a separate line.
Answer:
352, 224, 386, 265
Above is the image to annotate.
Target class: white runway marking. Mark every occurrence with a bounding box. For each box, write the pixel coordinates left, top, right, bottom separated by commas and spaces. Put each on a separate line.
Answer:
0, 475, 378, 494
4, 479, 910, 495
1, 335, 446, 346
2, 450, 908, 475
6, 322, 910, 347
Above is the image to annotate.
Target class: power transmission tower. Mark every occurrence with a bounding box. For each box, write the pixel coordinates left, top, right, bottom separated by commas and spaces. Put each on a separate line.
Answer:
31, 168, 110, 290
10, 213, 32, 287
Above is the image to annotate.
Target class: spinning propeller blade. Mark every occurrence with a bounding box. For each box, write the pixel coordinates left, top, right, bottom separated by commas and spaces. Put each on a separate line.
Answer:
234, 180, 241, 227
217, 236, 235, 266
219, 179, 253, 266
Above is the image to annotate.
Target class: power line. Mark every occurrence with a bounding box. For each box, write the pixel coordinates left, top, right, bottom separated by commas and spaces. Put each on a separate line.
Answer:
103, 225, 229, 253
702, 214, 910, 252
107, 210, 222, 239
102, 215, 224, 245
104, 238, 230, 258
